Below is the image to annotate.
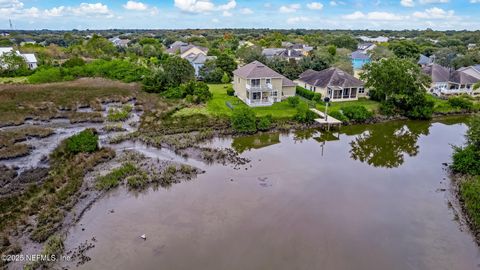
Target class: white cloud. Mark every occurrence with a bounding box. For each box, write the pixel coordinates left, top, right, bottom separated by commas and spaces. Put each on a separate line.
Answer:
413, 7, 454, 18
222, 10, 232, 16
71, 3, 113, 17
419, 0, 449, 4
470, 0, 480, 3
343, 11, 404, 21
400, 0, 414, 7
174, 0, 236, 13
2, 1, 114, 18
123, 1, 148, 11
279, 4, 301, 13
240, 8, 253, 14
287, 16, 310, 24
307, 2, 324, 10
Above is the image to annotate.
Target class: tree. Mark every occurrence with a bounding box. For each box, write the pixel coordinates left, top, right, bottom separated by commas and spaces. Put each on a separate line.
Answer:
221, 72, 231, 84
85, 35, 116, 58
388, 40, 420, 59
329, 35, 357, 51
216, 53, 237, 76
371, 45, 394, 61
236, 45, 266, 64
163, 56, 195, 86
361, 57, 434, 119
0, 52, 29, 76
231, 107, 257, 133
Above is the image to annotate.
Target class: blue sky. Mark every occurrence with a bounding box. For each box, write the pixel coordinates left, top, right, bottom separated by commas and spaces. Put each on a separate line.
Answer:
1, 0, 480, 30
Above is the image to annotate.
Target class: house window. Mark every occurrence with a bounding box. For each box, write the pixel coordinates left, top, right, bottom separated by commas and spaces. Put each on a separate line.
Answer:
314, 87, 316, 92
343, 88, 350, 98
327, 89, 332, 97
266, 78, 271, 84
350, 88, 357, 98
252, 92, 260, 100
272, 91, 278, 97
251, 79, 260, 87
358, 88, 365, 94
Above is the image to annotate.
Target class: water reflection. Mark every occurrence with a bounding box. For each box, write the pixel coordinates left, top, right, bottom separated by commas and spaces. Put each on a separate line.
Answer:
348, 121, 431, 168
231, 133, 280, 153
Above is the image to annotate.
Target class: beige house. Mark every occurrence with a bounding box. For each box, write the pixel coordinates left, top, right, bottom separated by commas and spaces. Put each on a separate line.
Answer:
233, 61, 296, 107
295, 68, 367, 102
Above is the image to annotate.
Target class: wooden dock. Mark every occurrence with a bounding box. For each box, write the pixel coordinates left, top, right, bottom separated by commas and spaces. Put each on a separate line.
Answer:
310, 108, 343, 126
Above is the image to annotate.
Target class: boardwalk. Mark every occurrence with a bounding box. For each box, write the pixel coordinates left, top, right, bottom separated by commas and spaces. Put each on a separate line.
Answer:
310, 108, 343, 125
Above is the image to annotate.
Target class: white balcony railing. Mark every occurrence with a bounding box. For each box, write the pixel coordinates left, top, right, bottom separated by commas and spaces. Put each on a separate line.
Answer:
246, 83, 273, 91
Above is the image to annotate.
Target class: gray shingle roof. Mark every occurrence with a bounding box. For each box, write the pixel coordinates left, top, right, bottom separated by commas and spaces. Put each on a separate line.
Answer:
351, 50, 370, 60
297, 67, 364, 88
233, 61, 295, 86
418, 54, 434, 65
422, 64, 450, 83
450, 70, 479, 84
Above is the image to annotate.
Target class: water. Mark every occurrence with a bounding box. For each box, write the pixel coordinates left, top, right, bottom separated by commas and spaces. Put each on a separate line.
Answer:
59, 118, 478, 269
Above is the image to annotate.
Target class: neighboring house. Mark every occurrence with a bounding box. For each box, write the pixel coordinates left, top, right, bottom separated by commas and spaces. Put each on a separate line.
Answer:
184, 53, 216, 77
20, 38, 36, 46
422, 63, 480, 96
357, 43, 376, 53
358, 36, 389, 43
287, 43, 314, 56
109, 37, 130, 48
0, 47, 38, 69
166, 42, 210, 77
232, 61, 296, 107
262, 48, 303, 61
295, 68, 367, 102
418, 54, 435, 67
0, 32, 9, 37
468, 43, 477, 50
351, 50, 371, 70
457, 65, 480, 80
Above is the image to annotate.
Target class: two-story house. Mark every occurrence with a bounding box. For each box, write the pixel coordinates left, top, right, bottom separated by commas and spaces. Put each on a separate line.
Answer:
422, 63, 480, 96
233, 61, 296, 107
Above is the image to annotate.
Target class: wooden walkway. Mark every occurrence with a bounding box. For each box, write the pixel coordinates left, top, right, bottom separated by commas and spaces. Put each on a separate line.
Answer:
310, 108, 343, 125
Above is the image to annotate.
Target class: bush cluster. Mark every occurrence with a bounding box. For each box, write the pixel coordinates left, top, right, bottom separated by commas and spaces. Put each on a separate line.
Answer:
231, 107, 257, 133
65, 129, 99, 155
257, 115, 272, 131
296, 86, 322, 102
341, 105, 373, 122
163, 81, 212, 104
448, 97, 474, 111
294, 103, 316, 123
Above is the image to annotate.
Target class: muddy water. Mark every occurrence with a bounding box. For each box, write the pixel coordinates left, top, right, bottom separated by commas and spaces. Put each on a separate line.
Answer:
62, 118, 480, 270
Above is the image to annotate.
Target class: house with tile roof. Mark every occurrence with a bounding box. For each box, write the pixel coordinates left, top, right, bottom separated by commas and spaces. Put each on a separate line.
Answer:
422, 63, 480, 96
295, 68, 367, 101
233, 61, 296, 107
166, 41, 210, 77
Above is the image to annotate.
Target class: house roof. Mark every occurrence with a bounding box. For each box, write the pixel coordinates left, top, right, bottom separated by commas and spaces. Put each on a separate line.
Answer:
0, 47, 14, 55
450, 70, 479, 85
298, 67, 364, 88
185, 53, 215, 64
418, 54, 434, 65
234, 61, 284, 79
358, 43, 374, 50
22, 53, 37, 63
169, 41, 188, 49
422, 64, 450, 83
233, 60, 295, 87
423, 63, 479, 84
299, 69, 318, 78
351, 50, 370, 60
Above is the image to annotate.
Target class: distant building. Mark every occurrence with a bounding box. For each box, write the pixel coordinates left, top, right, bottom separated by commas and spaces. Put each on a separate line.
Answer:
0, 47, 38, 69
166, 41, 210, 77
0, 32, 9, 37
109, 37, 130, 48
20, 38, 36, 46
457, 65, 480, 80
468, 43, 477, 50
418, 54, 435, 67
351, 50, 371, 70
358, 36, 389, 43
295, 68, 367, 101
262, 48, 303, 61
233, 61, 296, 107
423, 63, 479, 96
357, 43, 376, 53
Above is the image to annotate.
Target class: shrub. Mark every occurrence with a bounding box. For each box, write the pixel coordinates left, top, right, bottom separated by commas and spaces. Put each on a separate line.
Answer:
287, 96, 300, 107
379, 101, 397, 116
65, 129, 98, 155
257, 115, 272, 131
226, 87, 235, 96
296, 86, 315, 100
221, 72, 231, 84
231, 107, 257, 133
312, 93, 322, 103
341, 105, 373, 122
28, 67, 65, 83
459, 176, 480, 231
328, 110, 348, 122
448, 97, 474, 111
62, 57, 86, 68
96, 163, 138, 190
294, 104, 316, 123
107, 105, 132, 122
451, 145, 480, 175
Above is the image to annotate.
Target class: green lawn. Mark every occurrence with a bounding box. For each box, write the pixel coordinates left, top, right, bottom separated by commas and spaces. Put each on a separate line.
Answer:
316, 98, 381, 114
175, 84, 298, 120
0, 77, 28, 84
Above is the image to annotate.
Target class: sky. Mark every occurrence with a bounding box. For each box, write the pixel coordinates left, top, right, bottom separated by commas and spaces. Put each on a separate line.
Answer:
1, 0, 480, 30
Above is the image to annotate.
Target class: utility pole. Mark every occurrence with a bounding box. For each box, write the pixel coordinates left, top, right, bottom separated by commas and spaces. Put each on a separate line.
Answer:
9, 19, 13, 30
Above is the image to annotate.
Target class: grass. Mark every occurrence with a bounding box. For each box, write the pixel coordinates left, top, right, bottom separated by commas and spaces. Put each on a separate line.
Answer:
427, 95, 480, 113
0, 78, 140, 126
107, 105, 133, 122
95, 163, 138, 190
0, 77, 27, 84
316, 98, 381, 114
175, 84, 303, 120
460, 176, 480, 232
